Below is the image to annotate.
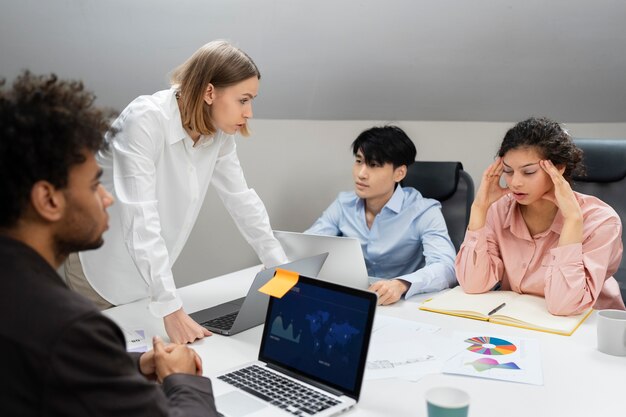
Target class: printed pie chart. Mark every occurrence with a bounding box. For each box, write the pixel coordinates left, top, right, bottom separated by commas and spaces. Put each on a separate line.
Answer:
464, 336, 517, 355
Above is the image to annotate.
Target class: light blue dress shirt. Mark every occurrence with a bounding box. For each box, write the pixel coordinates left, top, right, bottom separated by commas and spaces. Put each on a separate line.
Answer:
305, 186, 457, 298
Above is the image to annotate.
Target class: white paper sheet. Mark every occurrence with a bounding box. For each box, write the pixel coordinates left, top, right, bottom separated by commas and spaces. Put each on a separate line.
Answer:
122, 328, 149, 353
372, 314, 440, 340
365, 315, 461, 381
442, 332, 543, 385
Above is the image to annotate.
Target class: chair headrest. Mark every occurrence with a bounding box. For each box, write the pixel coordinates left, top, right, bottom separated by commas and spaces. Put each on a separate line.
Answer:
402, 161, 462, 201
573, 139, 626, 183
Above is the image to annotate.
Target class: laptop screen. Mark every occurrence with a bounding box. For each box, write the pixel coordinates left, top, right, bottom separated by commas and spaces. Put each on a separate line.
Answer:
258, 275, 376, 400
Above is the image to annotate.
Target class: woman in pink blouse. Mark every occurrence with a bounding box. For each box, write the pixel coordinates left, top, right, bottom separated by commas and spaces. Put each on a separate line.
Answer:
456, 117, 624, 315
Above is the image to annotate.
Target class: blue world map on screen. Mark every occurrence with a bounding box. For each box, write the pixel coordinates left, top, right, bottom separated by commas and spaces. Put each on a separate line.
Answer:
305, 310, 360, 354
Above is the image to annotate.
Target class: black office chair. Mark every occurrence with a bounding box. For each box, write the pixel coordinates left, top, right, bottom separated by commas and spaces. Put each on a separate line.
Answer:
401, 161, 475, 252
572, 138, 626, 302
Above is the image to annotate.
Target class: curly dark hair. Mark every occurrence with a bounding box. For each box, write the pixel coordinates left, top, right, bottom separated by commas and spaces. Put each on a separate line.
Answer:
498, 116, 585, 182
0, 71, 115, 228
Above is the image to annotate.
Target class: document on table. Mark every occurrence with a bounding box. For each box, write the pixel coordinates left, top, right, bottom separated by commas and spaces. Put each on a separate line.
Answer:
365, 315, 463, 381
122, 328, 149, 353
371, 314, 440, 340
442, 331, 543, 385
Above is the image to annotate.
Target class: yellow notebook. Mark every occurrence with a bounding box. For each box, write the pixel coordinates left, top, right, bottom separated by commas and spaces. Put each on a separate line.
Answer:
419, 286, 593, 336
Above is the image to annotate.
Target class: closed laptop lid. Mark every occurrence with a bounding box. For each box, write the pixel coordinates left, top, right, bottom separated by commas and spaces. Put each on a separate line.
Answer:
192, 253, 330, 335
258, 276, 377, 401
273, 230, 369, 289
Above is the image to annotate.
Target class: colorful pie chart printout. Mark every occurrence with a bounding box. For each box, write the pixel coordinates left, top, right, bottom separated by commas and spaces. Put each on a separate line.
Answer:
464, 336, 517, 355
443, 332, 543, 385
466, 357, 521, 372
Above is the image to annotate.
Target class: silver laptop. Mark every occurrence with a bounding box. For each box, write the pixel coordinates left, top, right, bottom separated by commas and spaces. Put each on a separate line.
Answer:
211, 275, 377, 417
273, 230, 369, 289
190, 253, 328, 336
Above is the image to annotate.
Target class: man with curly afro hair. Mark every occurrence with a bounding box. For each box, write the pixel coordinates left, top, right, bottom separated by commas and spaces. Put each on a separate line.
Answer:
0, 71, 219, 416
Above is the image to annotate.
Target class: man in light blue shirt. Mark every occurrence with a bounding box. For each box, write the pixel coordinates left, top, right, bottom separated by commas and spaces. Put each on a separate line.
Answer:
306, 126, 456, 305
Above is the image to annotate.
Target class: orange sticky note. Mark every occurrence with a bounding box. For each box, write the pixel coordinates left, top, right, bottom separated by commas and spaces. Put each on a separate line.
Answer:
258, 268, 299, 298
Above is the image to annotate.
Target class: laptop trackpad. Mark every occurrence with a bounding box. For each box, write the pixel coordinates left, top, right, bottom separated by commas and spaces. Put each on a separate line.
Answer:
217, 391, 267, 416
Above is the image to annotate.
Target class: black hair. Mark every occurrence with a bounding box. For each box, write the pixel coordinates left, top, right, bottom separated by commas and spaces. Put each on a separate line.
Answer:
498, 117, 585, 181
351, 125, 416, 168
0, 71, 115, 228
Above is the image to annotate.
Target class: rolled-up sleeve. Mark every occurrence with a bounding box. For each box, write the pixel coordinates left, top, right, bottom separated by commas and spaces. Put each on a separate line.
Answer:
211, 137, 287, 268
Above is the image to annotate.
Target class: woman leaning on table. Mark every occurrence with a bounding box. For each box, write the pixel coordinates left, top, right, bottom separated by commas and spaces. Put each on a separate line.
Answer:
65, 40, 288, 344
455, 117, 624, 316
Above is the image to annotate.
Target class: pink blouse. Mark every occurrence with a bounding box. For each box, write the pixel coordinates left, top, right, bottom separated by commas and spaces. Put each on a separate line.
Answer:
456, 192, 624, 315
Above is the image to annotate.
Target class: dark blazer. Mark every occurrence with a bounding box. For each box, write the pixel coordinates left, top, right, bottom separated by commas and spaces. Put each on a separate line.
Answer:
0, 235, 219, 416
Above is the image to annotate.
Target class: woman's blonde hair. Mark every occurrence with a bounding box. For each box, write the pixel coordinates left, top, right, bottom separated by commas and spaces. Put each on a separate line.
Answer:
170, 40, 260, 137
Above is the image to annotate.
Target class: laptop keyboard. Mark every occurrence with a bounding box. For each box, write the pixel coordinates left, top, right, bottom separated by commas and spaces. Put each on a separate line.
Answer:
201, 311, 238, 330
218, 365, 341, 416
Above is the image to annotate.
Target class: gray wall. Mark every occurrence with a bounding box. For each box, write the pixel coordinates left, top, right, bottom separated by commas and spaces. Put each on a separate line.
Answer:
2, 1, 625, 122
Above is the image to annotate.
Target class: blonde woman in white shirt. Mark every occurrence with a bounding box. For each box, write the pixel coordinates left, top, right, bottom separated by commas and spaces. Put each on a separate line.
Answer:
66, 40, 288, 344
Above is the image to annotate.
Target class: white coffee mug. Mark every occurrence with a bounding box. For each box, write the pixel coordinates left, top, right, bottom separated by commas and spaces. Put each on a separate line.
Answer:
597, 309, 626, 356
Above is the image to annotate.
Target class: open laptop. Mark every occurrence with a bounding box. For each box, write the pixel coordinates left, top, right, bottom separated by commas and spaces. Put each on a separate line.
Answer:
274, 230, 369, 289
211, 275, 377, 417
190, 253, 328, 336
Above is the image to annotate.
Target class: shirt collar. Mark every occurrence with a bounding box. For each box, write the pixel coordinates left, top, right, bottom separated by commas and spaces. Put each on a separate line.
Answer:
358, 185, 404, 213
166, 88, 188, 146
503, 196, 566, 239
502, 197, 517, 231
384, 185, 405, 214
166, 88, 222, 148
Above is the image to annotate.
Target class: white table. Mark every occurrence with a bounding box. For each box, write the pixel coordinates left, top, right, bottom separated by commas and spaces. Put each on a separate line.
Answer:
104, 266, 625, 417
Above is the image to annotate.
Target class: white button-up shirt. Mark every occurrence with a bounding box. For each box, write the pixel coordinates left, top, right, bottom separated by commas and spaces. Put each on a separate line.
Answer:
80, 88, 287, 317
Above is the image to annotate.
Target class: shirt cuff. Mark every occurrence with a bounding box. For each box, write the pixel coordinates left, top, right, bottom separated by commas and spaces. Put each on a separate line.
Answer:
259, 246, 289, 268
148, 296, 183, 318
402, 273, 448, 299
549, 243, 583, 266
162, 373, 215, 397
463, 229, 483, 248
404, 281, 422, 299
128, 352, 143, 372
